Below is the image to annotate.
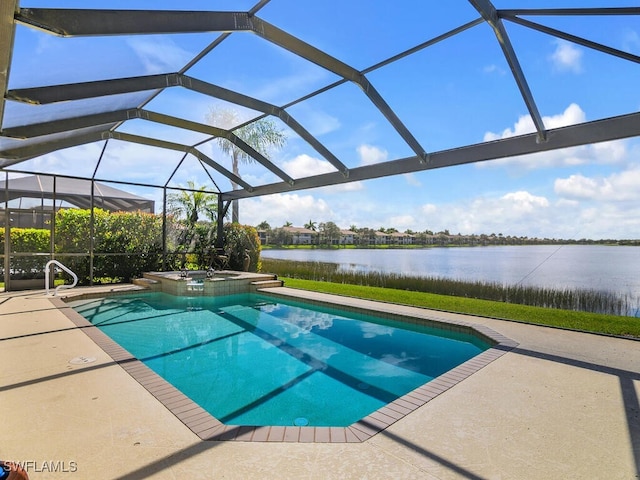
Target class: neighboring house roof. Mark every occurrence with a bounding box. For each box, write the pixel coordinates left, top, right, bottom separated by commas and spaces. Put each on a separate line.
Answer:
283, 226, 317, 235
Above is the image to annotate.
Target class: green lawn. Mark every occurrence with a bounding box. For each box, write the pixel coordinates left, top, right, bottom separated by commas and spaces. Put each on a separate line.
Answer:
281, 277, 640, 338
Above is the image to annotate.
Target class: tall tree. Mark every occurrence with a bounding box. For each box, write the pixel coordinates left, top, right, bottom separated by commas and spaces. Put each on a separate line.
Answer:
207, 108, 286, 223
319, 221, 340, 246
167, 181, 217, 227
304, 220, 317, 231
167, 181, 218, 261
256, 220, 271, 231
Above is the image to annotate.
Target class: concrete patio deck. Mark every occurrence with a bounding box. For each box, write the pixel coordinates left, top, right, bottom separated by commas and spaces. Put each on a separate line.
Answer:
1, 285, 638, 479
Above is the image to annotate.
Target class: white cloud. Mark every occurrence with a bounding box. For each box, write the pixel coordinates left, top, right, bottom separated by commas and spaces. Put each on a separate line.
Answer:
240, 193, 333, 227
100, 141, 188, 183
403, 173, 421, 187
554, 174, 598, 200
289, 105, 341, 136
569, 202, 640, 239
389, 214, 416, 230
277, 153, 364, 193
239, 177, 640, 239
544, 103, 587, 129
13, 140, 193, 188
481, 104, 629, 170
412, 191, 552, 237
410, 181, 640, 239
282, 154, 336, 178
127, 36, 192, 74
591, 140, 628, 163
501, 191, 550, 212
554, 169, 640, 202
19, 144, 100, 178
622, 29, 640, 54
319, 181, 365, 193
357, 144, 388, 166
479, 139, 628, 171
549, 40, 583, 74
249, 68, 332, 105
421, 203, 437, 215
483, 64, 506, 75
484, 103, 586, 141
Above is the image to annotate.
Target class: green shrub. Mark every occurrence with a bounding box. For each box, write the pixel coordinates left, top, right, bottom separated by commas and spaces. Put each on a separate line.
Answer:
191, 222, 217, 269
93, 210, 163, 282
0, 227, 51, 278
53, 208, 101, 282
1, 210, 261, 284
164, 221, 261, 272
224, 223, 261, 272
54, 208, 163, 284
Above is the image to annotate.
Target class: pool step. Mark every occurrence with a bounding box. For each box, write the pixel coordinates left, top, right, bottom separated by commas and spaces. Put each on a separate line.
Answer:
132, 278, 161, 291
251, 278, 284, 290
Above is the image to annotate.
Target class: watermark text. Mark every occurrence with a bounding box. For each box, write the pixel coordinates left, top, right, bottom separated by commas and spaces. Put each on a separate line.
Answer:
2, 460, 78, 474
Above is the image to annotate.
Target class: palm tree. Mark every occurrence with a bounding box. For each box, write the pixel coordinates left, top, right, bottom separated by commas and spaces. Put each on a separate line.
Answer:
167, 181, 217, 227
167, 181, 218, 266
207, 108, 286, 223
304, 220, 317, 231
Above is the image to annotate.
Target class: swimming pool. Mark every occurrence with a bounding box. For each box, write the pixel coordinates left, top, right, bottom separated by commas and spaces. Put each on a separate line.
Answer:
70, 292, 492, 428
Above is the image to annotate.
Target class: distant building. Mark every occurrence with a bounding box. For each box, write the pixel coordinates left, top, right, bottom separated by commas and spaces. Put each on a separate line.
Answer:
389, 231, 414, 245
374, 231, 389, 245
257, 229, 269, 245
282, 226, 318, 245
339, 229, 356, 245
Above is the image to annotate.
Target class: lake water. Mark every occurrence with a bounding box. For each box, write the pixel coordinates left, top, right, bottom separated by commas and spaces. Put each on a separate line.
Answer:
261, 245, 640, 302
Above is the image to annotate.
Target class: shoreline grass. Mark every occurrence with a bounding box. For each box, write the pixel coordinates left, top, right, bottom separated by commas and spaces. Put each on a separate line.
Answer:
280, 277, 640, 338
262, 258, 637, 317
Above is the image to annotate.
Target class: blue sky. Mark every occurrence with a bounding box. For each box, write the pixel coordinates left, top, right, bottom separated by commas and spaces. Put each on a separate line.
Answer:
4, 1, 640, 239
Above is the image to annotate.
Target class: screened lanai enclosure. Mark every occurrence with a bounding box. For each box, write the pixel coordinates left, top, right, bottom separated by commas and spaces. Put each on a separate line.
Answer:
0, 175, 154, 227
1, 1, 640, 289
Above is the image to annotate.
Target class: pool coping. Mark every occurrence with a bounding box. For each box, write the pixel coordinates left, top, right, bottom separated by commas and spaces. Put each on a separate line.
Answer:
53, 287, 518, 443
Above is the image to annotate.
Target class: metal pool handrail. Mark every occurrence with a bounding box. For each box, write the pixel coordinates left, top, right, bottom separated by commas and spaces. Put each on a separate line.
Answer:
45, 260, 78, 296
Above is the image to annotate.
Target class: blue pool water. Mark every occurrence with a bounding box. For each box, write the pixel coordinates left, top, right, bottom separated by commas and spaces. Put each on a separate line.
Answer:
70, 292, 489, 427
